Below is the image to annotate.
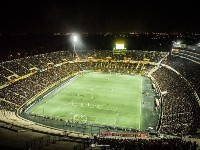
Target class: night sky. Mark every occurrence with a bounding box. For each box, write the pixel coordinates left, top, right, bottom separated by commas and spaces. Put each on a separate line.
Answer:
0, 0, 199, 34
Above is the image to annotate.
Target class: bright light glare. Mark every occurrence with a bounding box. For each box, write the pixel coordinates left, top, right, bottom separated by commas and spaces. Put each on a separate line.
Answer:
74, 36, 77, 42
116, 44, 124, 49
173, 41, 182, 48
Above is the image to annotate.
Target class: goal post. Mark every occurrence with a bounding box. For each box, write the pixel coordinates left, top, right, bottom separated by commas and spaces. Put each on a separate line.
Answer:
73, 114, 87, 123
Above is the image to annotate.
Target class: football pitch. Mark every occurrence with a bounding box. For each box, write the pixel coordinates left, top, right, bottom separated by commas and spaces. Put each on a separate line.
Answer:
28, 72, 144, 129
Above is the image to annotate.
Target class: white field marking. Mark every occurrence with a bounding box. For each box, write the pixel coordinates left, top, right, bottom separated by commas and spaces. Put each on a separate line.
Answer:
53, 115, 66, 119
50, 98, 57, 103
50, 106, 62, 116
114, 117, 117, 126
95, 117, 98, 123
68, 101, 117, 114
114, 109, 120, 126
66, 112, 73, 118
90, 115, 99, 120
87, 121, 94, 124
140, 77, 143, 93
33, 103, 44, 113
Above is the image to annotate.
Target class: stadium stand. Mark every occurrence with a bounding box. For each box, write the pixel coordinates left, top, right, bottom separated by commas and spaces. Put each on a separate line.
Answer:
152, 65, 199, 136
0, 50, 200, 149
163, 56, 200, 97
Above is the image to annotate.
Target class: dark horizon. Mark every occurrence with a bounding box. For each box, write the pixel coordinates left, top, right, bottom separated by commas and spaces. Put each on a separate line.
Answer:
0, 32, 199, 62
0, 0, 200, 34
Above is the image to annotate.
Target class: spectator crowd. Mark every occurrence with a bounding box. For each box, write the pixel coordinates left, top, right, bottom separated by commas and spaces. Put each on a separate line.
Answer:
0, 50, 199, 139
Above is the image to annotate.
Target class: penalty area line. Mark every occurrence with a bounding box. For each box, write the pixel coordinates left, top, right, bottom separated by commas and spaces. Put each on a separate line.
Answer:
114, 118, 116, 126
50, 106, 62, 116
95, 117, 98, 123
66, 112, 73, 119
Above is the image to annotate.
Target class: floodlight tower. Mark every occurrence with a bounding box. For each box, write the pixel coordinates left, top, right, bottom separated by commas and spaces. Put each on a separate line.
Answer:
72, 34, 80, 61
73, 35, 77, 51
73, 35, 78, 58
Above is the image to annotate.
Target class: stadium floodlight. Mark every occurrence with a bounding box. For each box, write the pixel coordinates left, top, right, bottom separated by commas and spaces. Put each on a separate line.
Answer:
73, 35, 78, 51
73, 35, 77, 42
71, 33, 81, 60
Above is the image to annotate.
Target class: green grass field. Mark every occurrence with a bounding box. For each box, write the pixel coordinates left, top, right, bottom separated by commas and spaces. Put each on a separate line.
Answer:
28, 72, 144, 129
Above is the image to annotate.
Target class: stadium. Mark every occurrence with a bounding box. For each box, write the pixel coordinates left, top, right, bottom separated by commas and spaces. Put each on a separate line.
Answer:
0, 40, 200, 150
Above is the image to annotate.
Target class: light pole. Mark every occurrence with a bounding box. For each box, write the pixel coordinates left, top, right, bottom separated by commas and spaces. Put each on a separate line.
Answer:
73, 35, 78, 59
73, 35, 77, 53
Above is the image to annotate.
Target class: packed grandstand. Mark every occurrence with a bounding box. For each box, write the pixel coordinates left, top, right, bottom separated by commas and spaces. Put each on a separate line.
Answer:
0, 47, 200, 149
